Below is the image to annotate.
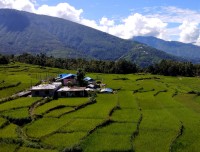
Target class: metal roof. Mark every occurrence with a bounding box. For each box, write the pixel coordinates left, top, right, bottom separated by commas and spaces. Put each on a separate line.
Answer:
59, 74, 68, 78
57, 87, 86, 92
84, 77, 93, 81
100, 88, 113, 93
61, 74, 76, 80
31, 84, 60, 90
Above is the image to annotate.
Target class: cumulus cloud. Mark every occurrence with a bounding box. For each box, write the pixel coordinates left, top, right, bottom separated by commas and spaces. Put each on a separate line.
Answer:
0, 0, 35, 12
108, 13, 167, 39
0, 0, 83, 22
196, 37, 200, 46
36, 3, 83, 22
100, 17, 115, 27
141, 6, 200, 24
179, 21, 200, 44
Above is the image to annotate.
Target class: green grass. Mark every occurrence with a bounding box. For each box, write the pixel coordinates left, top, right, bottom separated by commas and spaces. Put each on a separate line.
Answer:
118, 91, 138, 109
0, 124, 18, 138
1, 107, 29, 119
133, 92, 180, 152
157, 93, 200, 152
1, 63, 200, 152
60, 118, 104, 132
97, 122, 137, 135
17, 147, 57, 152
112, 109, 140, 122
41, 132, 86, 150
0, 97, 41, 112
44, 107, 75, 117
0, 117, 8, 127
81, 133, 132, 152
0, 73, 38, 99
0, 143, 18, 152
24, 117, 72, 138
34, 98, 89, 115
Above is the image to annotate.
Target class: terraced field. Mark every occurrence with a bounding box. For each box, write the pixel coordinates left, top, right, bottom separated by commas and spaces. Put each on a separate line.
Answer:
1, 63, 200, 152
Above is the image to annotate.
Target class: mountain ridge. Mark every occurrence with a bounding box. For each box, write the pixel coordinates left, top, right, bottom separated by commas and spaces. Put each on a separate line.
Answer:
0, 9, 182, 66
132, 36, 200, 60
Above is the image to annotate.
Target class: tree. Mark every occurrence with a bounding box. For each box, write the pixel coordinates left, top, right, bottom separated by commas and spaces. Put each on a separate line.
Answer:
76, 68, 85, 86
0, 54, 9, 64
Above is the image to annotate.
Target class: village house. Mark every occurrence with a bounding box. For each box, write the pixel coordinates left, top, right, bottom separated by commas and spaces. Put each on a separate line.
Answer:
100, 88, 113, 93
56, 74, 77, 86
30, 72, 113, 98
57, 86, 87, 97
84, 77, 95, 84
30, 82, 62, 97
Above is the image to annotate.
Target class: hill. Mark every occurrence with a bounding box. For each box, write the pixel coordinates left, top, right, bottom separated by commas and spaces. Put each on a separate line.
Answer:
0, 9, 181, 66
133, 36, 200, 60
1, 63, 200, 151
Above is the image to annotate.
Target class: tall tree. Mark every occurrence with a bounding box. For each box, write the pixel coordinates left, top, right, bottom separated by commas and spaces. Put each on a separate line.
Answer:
76, 68, 85, 86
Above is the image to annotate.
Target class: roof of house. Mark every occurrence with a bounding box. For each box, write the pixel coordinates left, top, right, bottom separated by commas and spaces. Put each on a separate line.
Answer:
84, 77, 94, 81
56, 74, 77, 82
100, 88, 113, 93
85, 88, 96, 91
31, 83, 61, 91
87, 84, 95, 88
61, 74, 77, 80
57, 87, 86, 92
59, 74, 68, 78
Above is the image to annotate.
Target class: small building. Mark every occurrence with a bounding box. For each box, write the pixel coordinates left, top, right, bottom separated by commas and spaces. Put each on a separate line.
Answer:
57, 87, 87, 97
59, 74, 68, 78
84, 77, 95, 84
56, 74, 77, 86
100, 88, 113, 93
30, 82, 62, 97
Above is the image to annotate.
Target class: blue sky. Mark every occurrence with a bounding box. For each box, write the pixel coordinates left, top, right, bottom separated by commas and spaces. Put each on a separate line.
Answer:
0, 0, 200, 45
36, 0, 200, 20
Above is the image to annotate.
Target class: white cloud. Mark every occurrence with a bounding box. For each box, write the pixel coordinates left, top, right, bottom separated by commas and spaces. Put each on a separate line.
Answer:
0, 0, 35, 12
132, 6, 200, 45
179, 21, 200, 44
141, 6, 200, 24
108, 13, 167, 39
100, 17, 114, 27
196, 37, 200, 46
36, 3, 83, 22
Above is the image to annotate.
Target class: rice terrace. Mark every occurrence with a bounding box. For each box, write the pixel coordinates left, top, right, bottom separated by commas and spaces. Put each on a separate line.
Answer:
0, 62, 200, 152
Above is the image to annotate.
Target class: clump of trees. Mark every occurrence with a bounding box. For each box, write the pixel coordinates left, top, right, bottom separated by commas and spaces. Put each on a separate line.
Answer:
0, 54, 9, 64
146, 60, 198, 77
14, 53, 138, 74
76, 68, 85, 87
3, 53, 200, 77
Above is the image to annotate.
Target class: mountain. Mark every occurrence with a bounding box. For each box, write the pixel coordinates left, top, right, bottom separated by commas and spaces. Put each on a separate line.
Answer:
132, 36, 200, 60
0, 9, 181, 66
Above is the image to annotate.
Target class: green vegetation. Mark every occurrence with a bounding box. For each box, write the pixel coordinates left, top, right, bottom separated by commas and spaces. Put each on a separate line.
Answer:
0, 143, 18, 152
0, 63, 200, 152
0, 124, 18, 138
0, 9, 180, 67
0, 97, 41, 112
41, 132, 86, 150
34, 98, 88, 116
133, 36, 200, 60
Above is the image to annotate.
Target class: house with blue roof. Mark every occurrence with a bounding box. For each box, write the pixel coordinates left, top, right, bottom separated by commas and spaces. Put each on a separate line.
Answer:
84, 76, 95, 84
56, 73, 77, 86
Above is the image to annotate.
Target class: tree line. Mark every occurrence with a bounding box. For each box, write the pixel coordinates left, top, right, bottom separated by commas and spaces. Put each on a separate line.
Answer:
146, 59, 199, 77
0, 54, 9, 64
13, 53, 138, 74
1, 53, 200, 77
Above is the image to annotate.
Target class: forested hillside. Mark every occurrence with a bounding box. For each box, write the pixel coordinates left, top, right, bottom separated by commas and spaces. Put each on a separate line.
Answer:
0, 9, 181, 66
133, 36, 200, 60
